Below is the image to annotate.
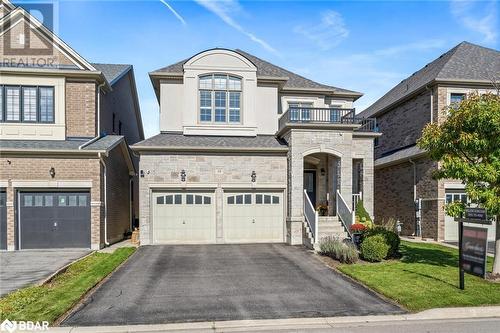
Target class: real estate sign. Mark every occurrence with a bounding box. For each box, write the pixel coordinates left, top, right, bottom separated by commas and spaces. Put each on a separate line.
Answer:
461, 226, 488, 278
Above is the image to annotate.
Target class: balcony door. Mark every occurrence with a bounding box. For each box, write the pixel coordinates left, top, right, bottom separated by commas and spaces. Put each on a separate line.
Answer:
289, 102, 313, 121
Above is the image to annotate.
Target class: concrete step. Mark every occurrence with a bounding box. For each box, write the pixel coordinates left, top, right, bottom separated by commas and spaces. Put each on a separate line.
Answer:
318, 216, 339, 223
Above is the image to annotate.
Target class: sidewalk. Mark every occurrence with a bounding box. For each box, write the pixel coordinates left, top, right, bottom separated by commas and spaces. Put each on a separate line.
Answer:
47, 306, 500, 333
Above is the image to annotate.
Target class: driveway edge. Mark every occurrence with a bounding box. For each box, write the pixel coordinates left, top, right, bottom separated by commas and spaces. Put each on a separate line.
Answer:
47, 306, 500, 332
40, 251, 95, 286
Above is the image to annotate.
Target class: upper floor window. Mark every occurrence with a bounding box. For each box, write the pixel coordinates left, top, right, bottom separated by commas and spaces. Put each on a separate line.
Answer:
199, 74, 241, 123
0, 85, 54, 123
450, 93, 466, 107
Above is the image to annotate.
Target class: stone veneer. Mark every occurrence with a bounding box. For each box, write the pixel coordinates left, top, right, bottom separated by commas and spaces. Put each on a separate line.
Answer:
282, 129, 375, 244
138, 152, 288, 245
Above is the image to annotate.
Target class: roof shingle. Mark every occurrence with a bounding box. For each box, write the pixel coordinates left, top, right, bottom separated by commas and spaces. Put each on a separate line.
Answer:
361, 42, 500, 118
151, 48, 361, 96
132, 133, 288, 151
92, 63, 131, 85
0, 135, 124, 152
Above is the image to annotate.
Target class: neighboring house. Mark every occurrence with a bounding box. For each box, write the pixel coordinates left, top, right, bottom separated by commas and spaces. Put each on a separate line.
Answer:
360, 41, 499, 241
132, 48, 379, 248
0, 0, 144, 250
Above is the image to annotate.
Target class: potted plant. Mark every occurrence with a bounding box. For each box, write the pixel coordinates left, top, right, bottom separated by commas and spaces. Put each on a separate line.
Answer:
350, 223, 367, 247
316, 204, 328, 216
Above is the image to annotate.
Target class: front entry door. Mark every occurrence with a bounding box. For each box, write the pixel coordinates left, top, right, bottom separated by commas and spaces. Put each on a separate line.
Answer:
304, 171, 316, 207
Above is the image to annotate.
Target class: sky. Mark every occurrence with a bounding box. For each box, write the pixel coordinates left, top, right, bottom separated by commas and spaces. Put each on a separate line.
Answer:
16, 0, 499, 138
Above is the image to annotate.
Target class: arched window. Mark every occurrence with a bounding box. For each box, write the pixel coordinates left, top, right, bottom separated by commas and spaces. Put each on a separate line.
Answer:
199, 74, 241, 123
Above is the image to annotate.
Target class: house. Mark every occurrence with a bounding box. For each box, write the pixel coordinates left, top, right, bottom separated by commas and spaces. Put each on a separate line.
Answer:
360, 41, 499, 241
0, 0, 144, 250
131, 48, 379, 247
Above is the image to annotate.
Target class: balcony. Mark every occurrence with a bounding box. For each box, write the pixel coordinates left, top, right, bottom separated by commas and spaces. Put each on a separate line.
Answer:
278, 107, 377, 134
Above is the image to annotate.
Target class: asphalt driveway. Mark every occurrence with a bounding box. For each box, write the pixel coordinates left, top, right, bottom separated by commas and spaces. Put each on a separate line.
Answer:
0, 250, 89, 297
63, 244, 403, 326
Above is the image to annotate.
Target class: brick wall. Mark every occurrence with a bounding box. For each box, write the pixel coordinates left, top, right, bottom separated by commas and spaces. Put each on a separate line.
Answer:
66, 81, 96, 138
375, 89, 432, 159
0, 155, 102, 249
104, 147, 131, 244
374, 157, 438, 237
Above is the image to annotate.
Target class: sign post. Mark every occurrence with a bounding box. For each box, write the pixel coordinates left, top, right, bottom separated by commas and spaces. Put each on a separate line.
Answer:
456, 207, 490, 290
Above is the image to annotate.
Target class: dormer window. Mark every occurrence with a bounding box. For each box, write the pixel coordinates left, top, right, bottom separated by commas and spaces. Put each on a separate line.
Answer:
199, 74, 241, 124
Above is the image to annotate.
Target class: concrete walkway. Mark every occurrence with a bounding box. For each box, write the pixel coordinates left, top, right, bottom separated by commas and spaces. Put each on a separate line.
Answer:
49, 306, 500, 332
0, 250, 89, 296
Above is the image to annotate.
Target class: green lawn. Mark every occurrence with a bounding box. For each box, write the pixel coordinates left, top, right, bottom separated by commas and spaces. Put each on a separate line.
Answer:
338, 241, 499, 312
0, 247, 135, 324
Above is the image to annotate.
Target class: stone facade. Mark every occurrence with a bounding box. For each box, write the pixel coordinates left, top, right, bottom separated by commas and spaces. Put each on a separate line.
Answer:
282, 129, 375, 244
138, 152, 288, 245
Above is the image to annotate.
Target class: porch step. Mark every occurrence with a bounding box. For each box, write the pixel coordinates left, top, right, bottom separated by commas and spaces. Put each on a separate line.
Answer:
318, 216, 339, 223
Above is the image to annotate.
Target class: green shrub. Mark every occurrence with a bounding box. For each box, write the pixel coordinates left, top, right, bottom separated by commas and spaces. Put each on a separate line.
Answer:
363, 226, 400, 258
376, 217, 397, 232
319, 237, 359, 264
360, 235, 389, 262
355, 200, 373, 228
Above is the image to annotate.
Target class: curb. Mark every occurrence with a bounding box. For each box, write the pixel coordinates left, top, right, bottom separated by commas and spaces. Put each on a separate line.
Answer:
46, 306, 500, 332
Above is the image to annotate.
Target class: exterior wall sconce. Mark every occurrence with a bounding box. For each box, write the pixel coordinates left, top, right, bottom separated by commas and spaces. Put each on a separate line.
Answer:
180, 169, 187, 182
320, 168, 326, 176
251, 171, 257, 183
140, 170, 144, 178
49, 167, 56, 178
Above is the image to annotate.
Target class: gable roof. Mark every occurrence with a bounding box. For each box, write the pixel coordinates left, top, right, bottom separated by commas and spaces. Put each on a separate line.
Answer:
92, 63, 131, 85
361, 41, 500, 118
151, 48, 362, 97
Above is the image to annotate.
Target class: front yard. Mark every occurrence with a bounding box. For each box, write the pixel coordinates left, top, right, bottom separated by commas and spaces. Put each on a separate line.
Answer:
338, 241, 500, 311
0, 247, 135, 324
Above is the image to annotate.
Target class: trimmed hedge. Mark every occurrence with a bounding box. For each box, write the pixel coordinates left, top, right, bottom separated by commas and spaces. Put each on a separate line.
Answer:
360, 235, 389, 262
363, 226, 400, 258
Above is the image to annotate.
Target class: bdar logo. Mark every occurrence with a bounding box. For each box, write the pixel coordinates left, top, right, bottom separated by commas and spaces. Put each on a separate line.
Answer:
0, 319, 16, 333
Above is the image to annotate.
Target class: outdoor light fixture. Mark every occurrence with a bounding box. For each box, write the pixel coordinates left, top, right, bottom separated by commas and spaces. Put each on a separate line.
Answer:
49, 167, 56, 178
140, 170, 145, 178
251, 171, 257, 183
321, 168, 326, 176
180, 169, 187, 182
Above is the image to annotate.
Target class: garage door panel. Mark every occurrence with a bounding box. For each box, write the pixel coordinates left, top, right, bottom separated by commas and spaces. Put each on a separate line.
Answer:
224, 192, 284, 243
19, 192, 90, 249
153, 192, 215, 244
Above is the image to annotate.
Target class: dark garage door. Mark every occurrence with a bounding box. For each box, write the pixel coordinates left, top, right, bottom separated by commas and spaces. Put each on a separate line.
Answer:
1, 191, 6, 250
19, 192, 91, 249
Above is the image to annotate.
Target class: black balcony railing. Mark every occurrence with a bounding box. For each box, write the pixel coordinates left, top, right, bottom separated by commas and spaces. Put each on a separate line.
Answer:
278, 107, 377, 132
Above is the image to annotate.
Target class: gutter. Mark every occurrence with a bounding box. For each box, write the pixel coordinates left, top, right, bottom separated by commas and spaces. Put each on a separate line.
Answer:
426, 85, 434, 123
130, 146, 289, 153
98, 152, 110, 246
408, 159, 421, 237
79, 82, 107, 150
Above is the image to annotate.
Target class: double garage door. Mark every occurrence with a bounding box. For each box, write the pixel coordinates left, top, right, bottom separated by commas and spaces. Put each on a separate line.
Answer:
152, 190, 284, 244
18, 191, 91, 249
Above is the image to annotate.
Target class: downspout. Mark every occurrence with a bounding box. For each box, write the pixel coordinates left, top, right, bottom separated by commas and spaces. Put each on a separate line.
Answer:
79, 82, 106, 150
129, 177, 133, 232
425, 85, 434, 124
98, 152, 109, 246
409, 159, 420, 237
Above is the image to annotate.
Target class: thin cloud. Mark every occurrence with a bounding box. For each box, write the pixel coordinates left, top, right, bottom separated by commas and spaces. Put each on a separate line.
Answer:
451, 0, 497, 44
160, 0, 187, 26
294, 10, 349, 50
374, 39, 446, 57
194, 0, 278, 54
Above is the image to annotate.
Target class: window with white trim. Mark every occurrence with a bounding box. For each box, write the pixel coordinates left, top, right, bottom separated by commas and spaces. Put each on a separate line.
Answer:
0, 85, 54, 123
288, 101, 313, 121
199, 74, 241, 123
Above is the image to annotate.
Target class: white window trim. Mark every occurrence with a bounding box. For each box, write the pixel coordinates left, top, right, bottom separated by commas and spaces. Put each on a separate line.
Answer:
197, 74, 243, 125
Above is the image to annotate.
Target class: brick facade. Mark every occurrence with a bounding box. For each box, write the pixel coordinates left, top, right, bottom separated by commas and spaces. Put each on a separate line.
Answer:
65, 81, 97, 138
0, 155, 102, 249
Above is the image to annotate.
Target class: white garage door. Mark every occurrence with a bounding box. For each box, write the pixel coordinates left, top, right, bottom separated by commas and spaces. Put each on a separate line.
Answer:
224, 192, 284, 243
444, 191, 496, 241
153, 192, 215, 244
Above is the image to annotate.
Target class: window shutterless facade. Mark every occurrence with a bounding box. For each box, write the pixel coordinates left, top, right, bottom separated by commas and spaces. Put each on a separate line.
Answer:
0, 85, 55, 123
198, 74, 241, 124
